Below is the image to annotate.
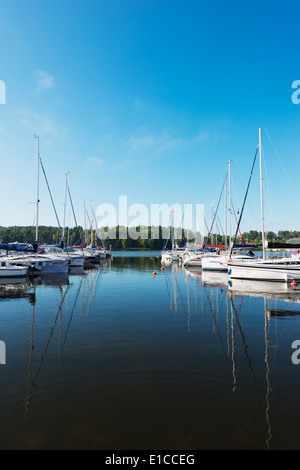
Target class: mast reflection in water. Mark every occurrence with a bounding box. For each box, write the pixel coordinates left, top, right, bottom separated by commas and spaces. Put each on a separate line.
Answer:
0, 252, 300, 449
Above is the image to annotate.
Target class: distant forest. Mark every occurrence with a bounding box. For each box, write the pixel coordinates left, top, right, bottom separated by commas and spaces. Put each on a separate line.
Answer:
0, 226, 299, 250
0, 225, 182, 250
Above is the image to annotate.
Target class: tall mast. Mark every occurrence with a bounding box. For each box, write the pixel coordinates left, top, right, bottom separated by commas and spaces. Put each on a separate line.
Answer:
228, 160, 232, 250
90, 200, 93, 247
34, 135, 40, 243
186, 195, 189, 247
62, 172, 69, 245
210, 201, 213, 245
83, 200, 87, 244
171, 210, 174, 249
225, 173, 228, 250
259, 128, 265, 260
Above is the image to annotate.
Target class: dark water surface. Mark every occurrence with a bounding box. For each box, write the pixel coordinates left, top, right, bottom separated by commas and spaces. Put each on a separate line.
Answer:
0, 251, 300, 450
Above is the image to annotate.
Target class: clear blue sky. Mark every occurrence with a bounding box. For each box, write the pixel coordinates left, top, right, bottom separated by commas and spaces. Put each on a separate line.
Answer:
1, 0, 300, 235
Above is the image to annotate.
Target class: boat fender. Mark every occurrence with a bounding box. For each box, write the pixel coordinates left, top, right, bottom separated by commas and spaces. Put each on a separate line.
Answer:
228, 269, 232, 275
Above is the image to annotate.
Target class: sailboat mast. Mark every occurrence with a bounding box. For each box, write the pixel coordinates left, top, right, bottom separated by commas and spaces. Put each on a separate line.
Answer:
172, 210, 174, 249
211, 201, 214, 245
83, 200, 87, 244
34, 135, 40, 244
90, 200, 93, 247
186, 196, 189, 247
259, 128, 266, 260
62, 172, 69, 245
225, 173, 228, 250
228, 160, 232, 250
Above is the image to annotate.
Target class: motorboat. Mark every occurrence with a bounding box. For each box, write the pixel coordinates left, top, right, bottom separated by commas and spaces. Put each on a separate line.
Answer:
0, 259, 28, 278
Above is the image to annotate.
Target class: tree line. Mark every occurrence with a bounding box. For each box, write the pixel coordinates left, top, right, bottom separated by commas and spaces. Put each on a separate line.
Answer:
0, 226, 299, 250
0, 225, 186, 250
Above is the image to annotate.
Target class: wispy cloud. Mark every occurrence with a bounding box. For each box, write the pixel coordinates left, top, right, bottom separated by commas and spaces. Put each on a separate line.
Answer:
34, 70, 56, 92
86, 157, 104, 168
127, 127, 209, 155
109, 158, 131, 171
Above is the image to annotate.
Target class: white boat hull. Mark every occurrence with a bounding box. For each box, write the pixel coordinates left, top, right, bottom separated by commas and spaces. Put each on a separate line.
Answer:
68, 256, 85, 268
0, 267, 27, 278
201, 256, 227, 272
161, 252, 172, 263
228, 262, 300, 282
183, 257, 202, 267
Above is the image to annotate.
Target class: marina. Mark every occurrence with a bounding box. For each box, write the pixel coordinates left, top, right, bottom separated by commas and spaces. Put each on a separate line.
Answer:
1, 252, 300, 450
0, 125, 298, 450
2, 0, 300, 453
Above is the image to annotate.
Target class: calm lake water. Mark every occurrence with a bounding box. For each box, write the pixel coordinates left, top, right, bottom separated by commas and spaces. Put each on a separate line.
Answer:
0, 251, 300, 450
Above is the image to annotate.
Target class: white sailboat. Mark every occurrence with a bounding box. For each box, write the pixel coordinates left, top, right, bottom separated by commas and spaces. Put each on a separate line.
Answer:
161, 251, 172, 263
201, 161, 258, 271
60, 172, 85, 269
182, 250, 204, 267
227, 128, 300, 283
0, 259, 28, 278
22, 136, 69, 274
161, 210, 180, 262
202, 250, 257, 272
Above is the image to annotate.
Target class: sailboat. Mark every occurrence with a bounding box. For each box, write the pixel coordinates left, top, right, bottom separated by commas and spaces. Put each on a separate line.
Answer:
55, 172, 85, 269
9, 137, 69, 275
227, 128, 300, 283
201, 161, 257, 272
182, 249, 204, 267
161, 210, 175, 263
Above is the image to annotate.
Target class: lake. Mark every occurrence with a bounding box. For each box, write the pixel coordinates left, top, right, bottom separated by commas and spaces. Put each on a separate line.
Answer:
0, 251, 300, 450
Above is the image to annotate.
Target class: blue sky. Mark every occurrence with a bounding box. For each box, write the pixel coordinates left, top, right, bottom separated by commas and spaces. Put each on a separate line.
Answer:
1, 0, 300, 235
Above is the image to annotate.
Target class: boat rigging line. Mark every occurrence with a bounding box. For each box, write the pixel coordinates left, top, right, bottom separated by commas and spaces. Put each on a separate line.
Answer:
230, 145, 259, 255
203, 174, 227, 250
39, 157, 62, 232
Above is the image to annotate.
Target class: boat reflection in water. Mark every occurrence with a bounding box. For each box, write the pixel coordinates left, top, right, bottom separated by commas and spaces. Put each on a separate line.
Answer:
201, 270, 228, 287
69, 266, 85, 276
163, 263, 300, 450
30, 273, 70, 287
228, 278, 300, 303
23, 263, 105, 421
184, 266, 202, 280
4, 253, 300, 450
0, 277, 35, 302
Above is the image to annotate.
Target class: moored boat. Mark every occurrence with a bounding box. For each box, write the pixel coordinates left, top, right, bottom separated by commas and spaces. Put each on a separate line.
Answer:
0, 260, 28, 278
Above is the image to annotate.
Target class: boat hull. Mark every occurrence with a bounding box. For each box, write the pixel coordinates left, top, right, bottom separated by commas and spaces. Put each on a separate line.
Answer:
183, 258, 202, 267
228, 262, 300, 282
201, 256, 227, 272
29, 259, 69, 274
0, 267, 27, 278
68, 256, 85, 268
